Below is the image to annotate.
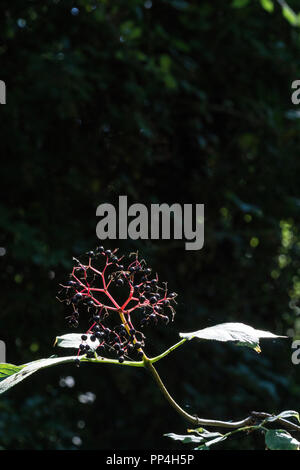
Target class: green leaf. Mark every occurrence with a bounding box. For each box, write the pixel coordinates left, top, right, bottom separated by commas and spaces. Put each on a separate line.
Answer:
165, 430, 227, 449
188, 428, 223, 439
0, 363, 24, 381
55, 333, 100, 350
265, 429, 300, 450
260, 0, 274, 13
264, 410, 300, 423
179, 322, 286, 352
0, 356, 78, 395
195, 435, 227, 449
164, 433, 204, 444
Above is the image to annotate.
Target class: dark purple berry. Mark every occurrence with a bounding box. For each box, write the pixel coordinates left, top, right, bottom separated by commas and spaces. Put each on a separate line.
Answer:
97, 345, 105, 354
72, 293, 83, 303
69, 318, 79, 327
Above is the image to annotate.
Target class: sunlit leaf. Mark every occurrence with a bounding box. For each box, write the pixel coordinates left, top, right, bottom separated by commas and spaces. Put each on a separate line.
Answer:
0, 356, 77, 395
0, 363, 24, 381
187, 428, 223, 439
195, 435, 227, 449
55, 333, 100, 350
264, 410, 300, 423
165, 430, 227, 449
179, 322, 286, 352
164, 433, 204, 444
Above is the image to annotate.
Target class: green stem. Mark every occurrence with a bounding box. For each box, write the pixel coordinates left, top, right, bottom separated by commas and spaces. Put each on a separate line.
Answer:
142, 356, 253, 429
149, 338, 187, 363
143, 356, 199, 425
83, 356, 144, 368
222, 424, 261, 439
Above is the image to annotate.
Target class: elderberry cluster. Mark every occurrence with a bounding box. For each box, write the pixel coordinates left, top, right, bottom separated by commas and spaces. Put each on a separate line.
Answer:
57, 246, 177, 364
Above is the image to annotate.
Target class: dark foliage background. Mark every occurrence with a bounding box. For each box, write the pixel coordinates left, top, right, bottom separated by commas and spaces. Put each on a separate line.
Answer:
0, 0, 300, 450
